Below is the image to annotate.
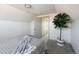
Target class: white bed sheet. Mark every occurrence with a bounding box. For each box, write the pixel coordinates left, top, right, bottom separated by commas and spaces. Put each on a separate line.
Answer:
0, 35, 44, 54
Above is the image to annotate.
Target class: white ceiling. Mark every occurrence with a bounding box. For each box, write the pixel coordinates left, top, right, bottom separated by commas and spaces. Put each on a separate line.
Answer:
9, 4, 56, 16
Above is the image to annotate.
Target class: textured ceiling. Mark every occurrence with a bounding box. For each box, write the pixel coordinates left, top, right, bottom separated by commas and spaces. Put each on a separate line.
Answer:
9, 4, 56, 16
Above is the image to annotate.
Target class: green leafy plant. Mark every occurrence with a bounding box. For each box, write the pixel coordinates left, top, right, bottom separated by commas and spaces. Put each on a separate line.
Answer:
52, 13, 71, 41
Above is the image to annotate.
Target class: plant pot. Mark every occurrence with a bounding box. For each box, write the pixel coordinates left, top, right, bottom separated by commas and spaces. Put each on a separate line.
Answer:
56, 39, 65, 46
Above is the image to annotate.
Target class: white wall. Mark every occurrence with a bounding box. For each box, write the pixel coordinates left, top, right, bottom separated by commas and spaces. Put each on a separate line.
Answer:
0, 5, 33, 53
48, 14, 59, 40
54, 4, 79, 53
0, 4, 33, 39
0, 5, 32, 38
0, 20, 31, 39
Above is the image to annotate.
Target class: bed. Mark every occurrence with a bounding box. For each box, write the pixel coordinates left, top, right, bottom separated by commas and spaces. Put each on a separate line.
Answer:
0, 35, 45, 54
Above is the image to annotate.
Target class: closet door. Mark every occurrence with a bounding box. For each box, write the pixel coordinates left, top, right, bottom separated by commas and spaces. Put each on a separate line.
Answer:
31, 18, 42, 39
34, 18, 42, 38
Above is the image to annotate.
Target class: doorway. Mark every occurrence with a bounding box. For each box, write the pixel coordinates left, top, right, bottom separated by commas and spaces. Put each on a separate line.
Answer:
41, 16, 50, 38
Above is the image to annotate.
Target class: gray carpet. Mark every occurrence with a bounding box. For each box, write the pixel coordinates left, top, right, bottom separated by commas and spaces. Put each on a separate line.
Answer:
31, 40, 75, 54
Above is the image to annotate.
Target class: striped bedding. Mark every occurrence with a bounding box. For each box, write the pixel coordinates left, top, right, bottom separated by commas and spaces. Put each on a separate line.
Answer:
0, 35, 44, 54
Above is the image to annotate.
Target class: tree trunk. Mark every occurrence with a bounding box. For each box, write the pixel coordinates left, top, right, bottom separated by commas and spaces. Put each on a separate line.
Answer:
60, 28, 62, 41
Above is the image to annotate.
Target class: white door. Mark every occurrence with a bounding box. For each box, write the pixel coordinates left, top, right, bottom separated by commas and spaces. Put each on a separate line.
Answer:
31, 18, 42, 39
34, 18, 42, 38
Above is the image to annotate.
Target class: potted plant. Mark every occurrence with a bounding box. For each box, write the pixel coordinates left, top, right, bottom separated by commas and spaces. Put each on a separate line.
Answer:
52, 13, 71, 46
